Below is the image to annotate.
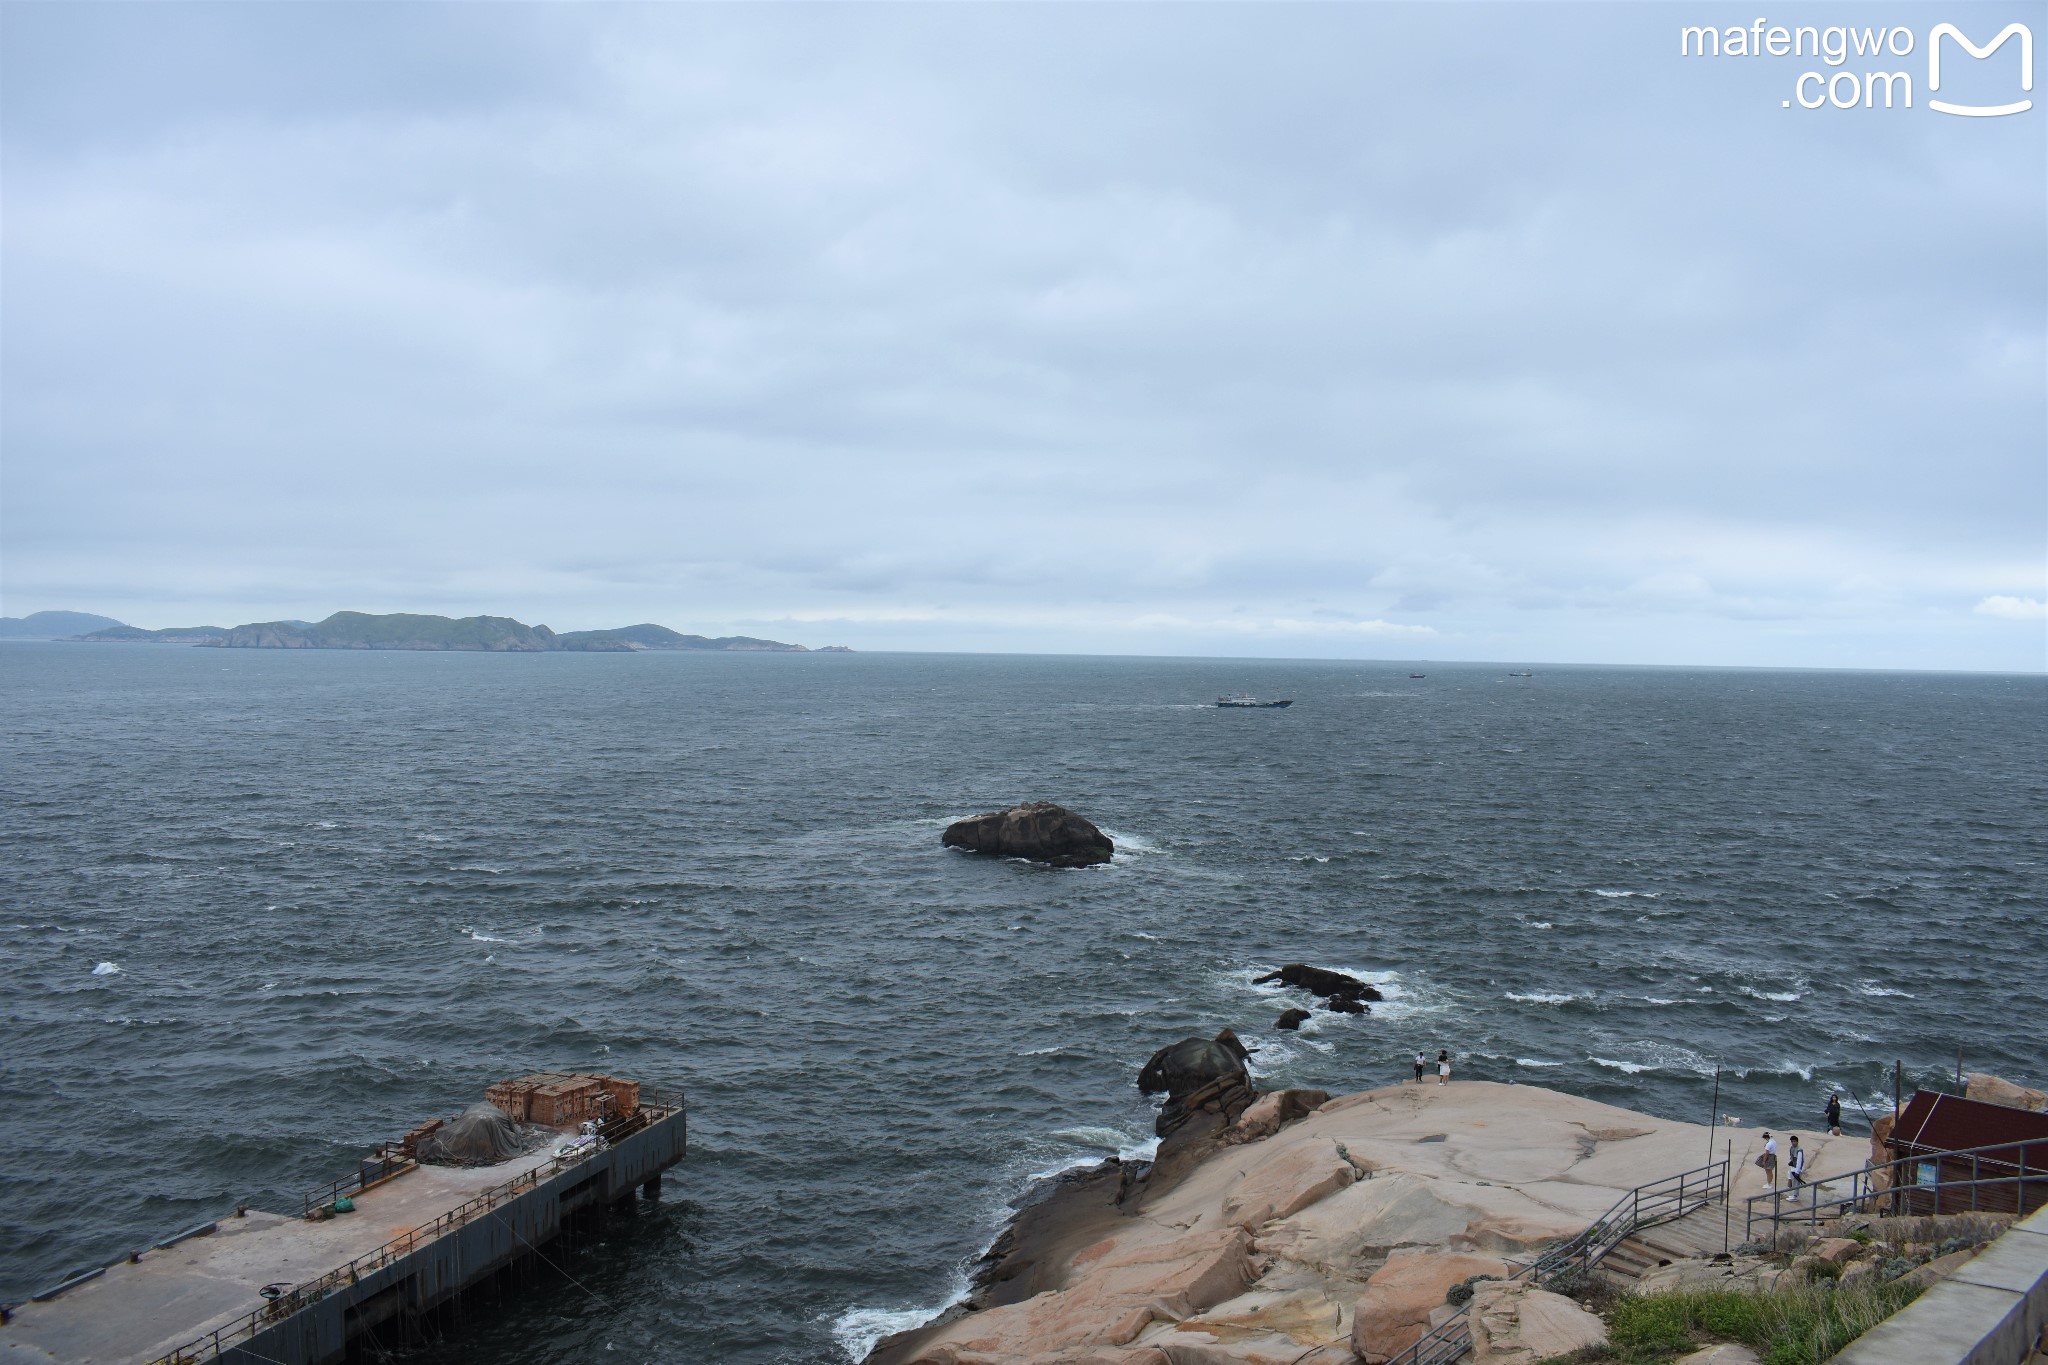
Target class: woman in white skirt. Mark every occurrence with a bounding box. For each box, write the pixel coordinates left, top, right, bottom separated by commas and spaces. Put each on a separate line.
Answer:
1437, 1049, 1451, 1085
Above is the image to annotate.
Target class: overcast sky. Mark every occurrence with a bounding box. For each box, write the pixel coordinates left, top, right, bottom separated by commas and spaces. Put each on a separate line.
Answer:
3, 2, 2042, 668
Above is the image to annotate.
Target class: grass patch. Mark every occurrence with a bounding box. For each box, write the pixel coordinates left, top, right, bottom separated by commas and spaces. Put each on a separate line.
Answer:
1561, 1276, 1923, 1365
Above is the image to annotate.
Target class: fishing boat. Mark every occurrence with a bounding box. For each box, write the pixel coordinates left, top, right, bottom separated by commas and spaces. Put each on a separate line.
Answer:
1409, 673, 1426, 679
1215, 694, 1293, 708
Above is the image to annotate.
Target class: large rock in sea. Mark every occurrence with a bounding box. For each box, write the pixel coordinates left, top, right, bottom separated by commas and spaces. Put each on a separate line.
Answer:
1254, 962, 1383, 1003
941, 801, 1113, 867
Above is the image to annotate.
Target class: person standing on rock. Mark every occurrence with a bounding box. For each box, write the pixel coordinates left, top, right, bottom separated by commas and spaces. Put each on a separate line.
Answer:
1787, 1135, 1806, 1188
1825, 1093, 1842, 1136
1759, 1131, 1779, 1188
1437, 1050, 1451, 1086
1414, 1051, 1427, 1084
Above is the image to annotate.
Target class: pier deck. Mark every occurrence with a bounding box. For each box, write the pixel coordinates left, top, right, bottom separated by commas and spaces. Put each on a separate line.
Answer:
2, 1081, 684, 1365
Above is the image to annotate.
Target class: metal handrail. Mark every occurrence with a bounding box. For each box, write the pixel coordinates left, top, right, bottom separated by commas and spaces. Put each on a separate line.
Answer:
1386, 1158, 1728, 1365
147, 1090, 686, 1365
1742, 1136, 2047, 1243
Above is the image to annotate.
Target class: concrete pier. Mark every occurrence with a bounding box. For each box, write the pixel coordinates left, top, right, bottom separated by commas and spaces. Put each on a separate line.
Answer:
1, 1082, 685, 1365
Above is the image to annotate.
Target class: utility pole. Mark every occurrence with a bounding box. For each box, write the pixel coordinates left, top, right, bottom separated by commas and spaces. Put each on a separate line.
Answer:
1707, 1068, 1721, 1163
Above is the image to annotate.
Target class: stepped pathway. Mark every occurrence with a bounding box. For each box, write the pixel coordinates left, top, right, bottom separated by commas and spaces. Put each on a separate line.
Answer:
1601, 1204, 1739, 1284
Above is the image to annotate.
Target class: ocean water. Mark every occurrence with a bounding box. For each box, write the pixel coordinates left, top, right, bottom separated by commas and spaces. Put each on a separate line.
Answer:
2, 644, 2043, 1361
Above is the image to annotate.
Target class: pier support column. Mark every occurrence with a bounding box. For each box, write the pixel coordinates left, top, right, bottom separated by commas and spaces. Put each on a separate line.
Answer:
642, 1174, 662, 1200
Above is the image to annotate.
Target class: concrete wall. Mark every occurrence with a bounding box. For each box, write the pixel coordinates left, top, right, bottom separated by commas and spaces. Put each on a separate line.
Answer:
217, 1108, 685, 1365
1835, 1201, 2048, 1365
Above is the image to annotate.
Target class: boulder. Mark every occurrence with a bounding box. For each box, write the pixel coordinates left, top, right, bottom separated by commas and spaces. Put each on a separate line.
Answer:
1966, 1072, 2048, 1112
1810, 1237, 1861, 1264
1350, 1251, 1515, 1363
1275, 1009, 1311, 1031
942, 802, 1114, 867
1466, 1281, 1606, 1364
1252, 963, 1384, 1002
1141, 1031, 1250, 1099
1224, 1089, 1330, 1145
1321, 995, 1367, 1014
1142, 1031, 1256, 1140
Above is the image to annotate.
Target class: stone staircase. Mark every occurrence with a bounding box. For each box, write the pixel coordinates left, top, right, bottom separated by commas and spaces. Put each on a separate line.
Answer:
1599, 1205, 1736, 1285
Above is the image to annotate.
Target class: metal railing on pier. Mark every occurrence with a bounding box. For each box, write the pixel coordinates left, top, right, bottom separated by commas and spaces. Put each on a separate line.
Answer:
148, 1089, 686, 1365
1384, 1158, 1729, 1365
1743, 1137, 2047, 1245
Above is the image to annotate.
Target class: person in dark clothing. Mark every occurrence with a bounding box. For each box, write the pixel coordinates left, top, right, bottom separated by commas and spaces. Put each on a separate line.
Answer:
1825, 1093, 1843, 1136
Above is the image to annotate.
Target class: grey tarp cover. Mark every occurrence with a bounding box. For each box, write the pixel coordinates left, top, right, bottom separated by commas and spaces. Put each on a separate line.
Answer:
417, 1102, 532, 1166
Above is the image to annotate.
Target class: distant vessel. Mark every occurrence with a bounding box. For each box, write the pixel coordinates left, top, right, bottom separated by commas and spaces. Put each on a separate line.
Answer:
1216, 694, 1293, 708
1409, 673, 1426, 679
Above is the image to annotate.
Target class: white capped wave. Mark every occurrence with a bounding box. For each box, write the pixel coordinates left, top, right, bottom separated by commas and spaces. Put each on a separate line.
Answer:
1529, 920, 1554, 929
310, 820, 338, 829
1853, 980, 1914, 998
1517, 1057, 1564, 1069
1588, 1042, 1716, 1077
832, 1275, 967, 1362
453, 864, 506, 875
91, 961, 121, 976
1130, 931, 1158, 940
1738, 985, 1802, 1003
462, 926, 537, 945
1591, 889, 1659, 899
1100, 829, 1160, 855
1505, 991, 1579, 1005
1591, 1056, 1651, 1074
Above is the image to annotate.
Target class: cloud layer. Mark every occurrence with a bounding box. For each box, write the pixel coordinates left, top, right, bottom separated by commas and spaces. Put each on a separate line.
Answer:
2, 4, 2042, 668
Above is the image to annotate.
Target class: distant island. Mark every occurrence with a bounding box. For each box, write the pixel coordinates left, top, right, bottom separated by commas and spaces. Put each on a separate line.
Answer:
10, 610, 839, 654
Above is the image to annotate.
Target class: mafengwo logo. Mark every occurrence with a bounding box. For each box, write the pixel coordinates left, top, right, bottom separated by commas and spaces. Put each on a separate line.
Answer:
1681, 19, 2034, 113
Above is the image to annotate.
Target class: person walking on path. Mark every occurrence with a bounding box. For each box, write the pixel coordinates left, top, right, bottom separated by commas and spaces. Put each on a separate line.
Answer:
1759, 1131, 1780, 1189
1787, 1135, 1807, 1188
1413, 1051, 1427, 1084
1825, 1093, 1842, 1136
1437, 1050, 1451, 1086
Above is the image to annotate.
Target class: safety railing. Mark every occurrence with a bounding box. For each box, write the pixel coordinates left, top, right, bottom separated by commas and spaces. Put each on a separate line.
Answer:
148, 1089, 686, 1365
1743, 1138, 2047, 1244
1385, 1158, 1728, 1365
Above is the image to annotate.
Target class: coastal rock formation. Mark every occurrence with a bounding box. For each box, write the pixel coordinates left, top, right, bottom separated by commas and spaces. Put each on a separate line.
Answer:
871, 1081, 1852, 1365
1252, 963, 1382, 1005
1140, 1031, 1255, 1139
942, 803, 1114, 867
1351, 1250, 1513, 1362
1966, 1072, 2048, 1112
1274, 1009, 1310, 1031
1465, 1280, 1607, 1363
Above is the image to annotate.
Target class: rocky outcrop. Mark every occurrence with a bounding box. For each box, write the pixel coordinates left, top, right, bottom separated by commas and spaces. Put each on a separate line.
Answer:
870, 1080, 1854, 1365
1466, 1281, 1607, 1364
1351, 1251, 1513, 1362
1140, 1031, 1255, 1139
1252, 964, 1382, 1007
1274, 1009, 1310, 1031
1966, 1072, 2048, 1112
942, 803, 1114, 868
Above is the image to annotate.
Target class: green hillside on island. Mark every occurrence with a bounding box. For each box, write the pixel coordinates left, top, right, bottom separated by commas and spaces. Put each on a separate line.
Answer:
203, 611, 818, 653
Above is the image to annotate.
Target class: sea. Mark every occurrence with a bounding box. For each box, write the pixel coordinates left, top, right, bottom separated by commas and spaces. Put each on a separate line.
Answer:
2, 644, 2043, 1362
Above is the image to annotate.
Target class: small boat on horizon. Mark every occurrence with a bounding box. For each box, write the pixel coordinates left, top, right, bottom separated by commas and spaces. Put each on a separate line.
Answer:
1409, 673, 1426, 679
1216, 694, 1293, 708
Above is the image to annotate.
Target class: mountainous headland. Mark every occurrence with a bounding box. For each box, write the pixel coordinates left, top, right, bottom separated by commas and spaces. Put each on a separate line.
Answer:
11, 610, 835, 653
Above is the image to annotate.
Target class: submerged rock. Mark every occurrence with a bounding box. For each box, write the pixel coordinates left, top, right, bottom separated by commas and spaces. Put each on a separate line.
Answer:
940, 801, 1114, 867
1276, 1008, 1311, 1030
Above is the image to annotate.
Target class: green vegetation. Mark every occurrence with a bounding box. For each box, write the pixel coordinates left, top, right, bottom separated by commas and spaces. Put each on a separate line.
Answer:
1553, 1278, 1923, 1365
